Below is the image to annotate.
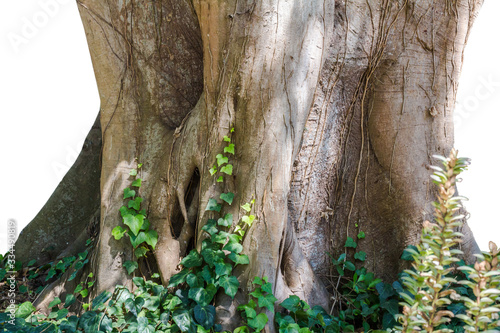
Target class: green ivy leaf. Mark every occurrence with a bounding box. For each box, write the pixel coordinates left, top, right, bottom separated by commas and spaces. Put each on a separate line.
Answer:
381, 298, 399, 316
181, 250, 203, 268
241, 203, 251, 212
354, 251, 366, 261
228, 253, 250, 266
144, 229, 158, 249
186, 273, 201, 288
242, 215, 255, 226
128, 197, 143, 211
79, 311, 100, 332
376, 282, 396, 303
216, 154, 229, 167
209, 165, 217, 176
123, 260, 138, 274
135, 247, 148, 258
215, 261, 233, 277
237, 300, 257, 319
201, 248, 225, 268
223, 240, 243, 254
202, 219, 219, 236
60, 316, 79, 332
248, 313, 268, 332
194, 305, 216, 330
78, 251, 88, 261
91, 291, 112, 311
201, 266, 214, 284
224, 144, 235, 155
49, 297, 62, 309
220, 164, 233, 175
212, 231, 229, 244
168, 268, 190, 288
64, 294, 76, 308
235, 326, 251, 333
344, 261, 356, 271
223, 135, 231, 142
219, 275, 239, 299
124, 187, 136, 199
344, 237, 357, 248
132, 178, 142, 187
74, 284, 83, 294
100, 314, 113, 332
220, 192, 235, 205
112, 226, 127, 240
401, 245, 418, 261
189, 288, 214, 307
280, 295, 301, 312
228, 233, 242, 242
173, 309, 196, 333
129, 231, 148, 248
119, 206, 134, 217
257, 293, 277, 313
54, 308, 68, 320
129, 169, 138, 176
205, 198, 222, 212
79, 289, 89, 298
261, 282, 273, 295
163, 295, 183, 311
141, 218, 151, 231
124, 214, 144, 236
217, 176, 224, 182
382, 312, 396, 330
15, 301, 36, 319
253, 276, 264, 286
124, 298, 138, 317
46, 268, 57, 281
234, 225, 245, 236
217, 214, 233, 227
357, 231, 366, 239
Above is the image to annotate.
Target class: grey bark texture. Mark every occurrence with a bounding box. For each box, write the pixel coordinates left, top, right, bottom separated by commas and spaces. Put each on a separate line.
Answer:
15, 0, 483, 330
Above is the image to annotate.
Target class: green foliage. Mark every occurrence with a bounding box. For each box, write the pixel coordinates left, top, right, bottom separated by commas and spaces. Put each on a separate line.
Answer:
397, 150, 500, 332
111, 162, 158, 275
5, 144, 500, 333
0, 132, 257, 332
237, 277, 274, 332
326, 234, 399, 332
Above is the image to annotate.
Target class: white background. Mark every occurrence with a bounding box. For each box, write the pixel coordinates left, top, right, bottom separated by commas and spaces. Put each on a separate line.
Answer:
0, 1, 499, 255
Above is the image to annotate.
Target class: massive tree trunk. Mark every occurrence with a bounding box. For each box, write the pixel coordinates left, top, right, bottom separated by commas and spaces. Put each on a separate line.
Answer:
16, 0, 482, 330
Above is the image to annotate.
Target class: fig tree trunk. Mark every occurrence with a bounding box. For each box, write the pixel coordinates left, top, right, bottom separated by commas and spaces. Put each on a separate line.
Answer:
16, 0, 482, 330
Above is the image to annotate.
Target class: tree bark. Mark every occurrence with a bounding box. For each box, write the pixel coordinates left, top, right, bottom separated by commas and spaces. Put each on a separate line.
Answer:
16, 0, 483, 330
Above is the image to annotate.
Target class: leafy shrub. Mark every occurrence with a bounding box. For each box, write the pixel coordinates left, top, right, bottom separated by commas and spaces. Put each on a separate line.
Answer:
2, 146, 500, 333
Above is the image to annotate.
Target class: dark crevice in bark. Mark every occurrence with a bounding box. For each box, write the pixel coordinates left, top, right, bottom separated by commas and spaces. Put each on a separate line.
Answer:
178, 167, 201, 255
175, 167, 201, 255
